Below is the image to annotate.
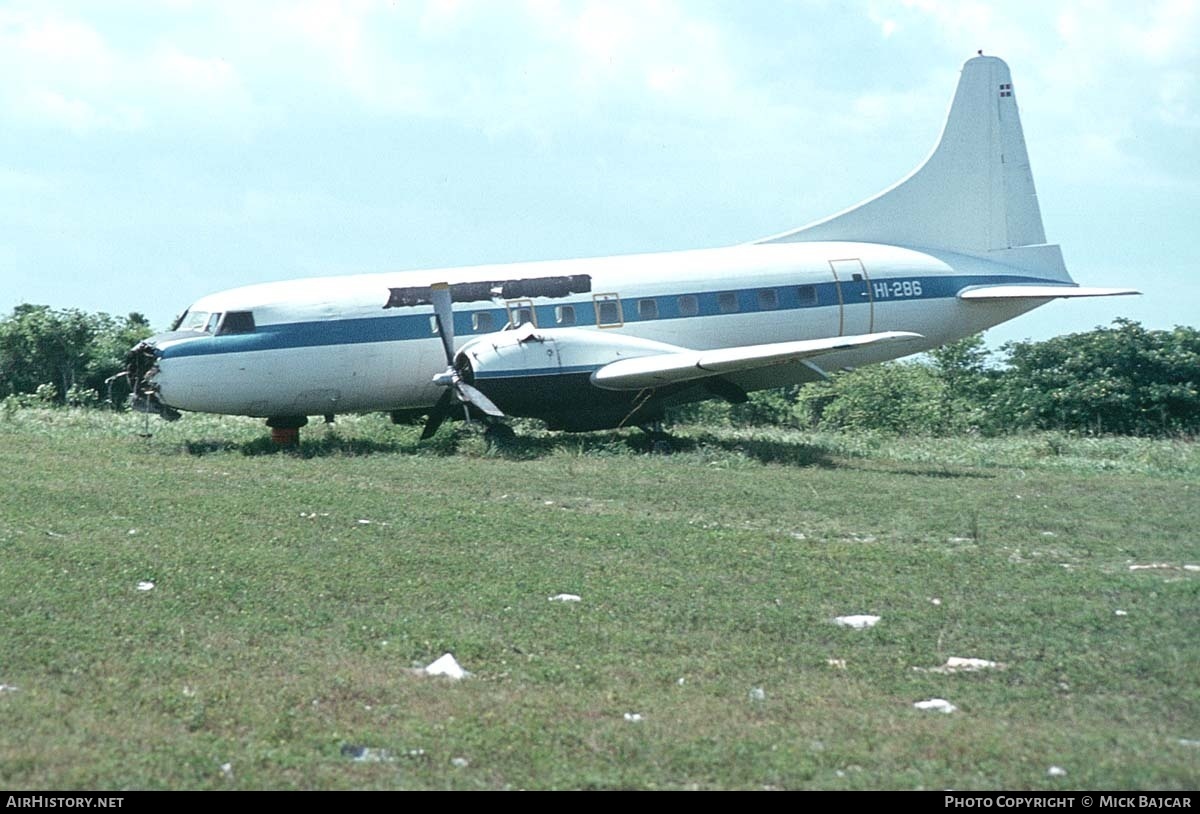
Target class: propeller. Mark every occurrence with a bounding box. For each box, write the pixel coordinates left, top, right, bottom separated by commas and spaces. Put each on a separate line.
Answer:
421, 283, 504, 439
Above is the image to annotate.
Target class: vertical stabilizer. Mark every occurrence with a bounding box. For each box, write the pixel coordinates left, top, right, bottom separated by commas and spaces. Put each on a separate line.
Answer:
759, 56, 1050, 256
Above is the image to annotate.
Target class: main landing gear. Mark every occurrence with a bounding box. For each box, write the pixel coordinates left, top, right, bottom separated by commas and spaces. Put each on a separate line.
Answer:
266, 416, 308, 446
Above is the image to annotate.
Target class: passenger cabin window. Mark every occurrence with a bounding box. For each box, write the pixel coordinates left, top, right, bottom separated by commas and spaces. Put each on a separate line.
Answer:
556, 305, 576, 326
797, 285, 818, 306
758, 289, 779, 310
678, 295, 699, 317
637, 299, 658, 320
717, 292, 739, 314
217, 311, 256, 335
594, 294, 623, 327
473, 312, 494, 332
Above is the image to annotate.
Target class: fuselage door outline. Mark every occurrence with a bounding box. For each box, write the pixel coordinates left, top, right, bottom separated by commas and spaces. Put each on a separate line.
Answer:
829, 258, 873, 335
594, 293, 624, 328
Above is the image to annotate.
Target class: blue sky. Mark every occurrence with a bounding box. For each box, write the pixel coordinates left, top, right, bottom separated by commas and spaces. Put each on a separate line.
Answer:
2, 0, 1196, 348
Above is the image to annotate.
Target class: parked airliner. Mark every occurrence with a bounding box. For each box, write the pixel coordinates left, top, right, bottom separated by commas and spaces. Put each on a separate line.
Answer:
124, 54, 1136, 443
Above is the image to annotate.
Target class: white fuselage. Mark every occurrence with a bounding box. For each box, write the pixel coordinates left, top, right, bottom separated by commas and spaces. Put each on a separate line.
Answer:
146, 241, 1048, 419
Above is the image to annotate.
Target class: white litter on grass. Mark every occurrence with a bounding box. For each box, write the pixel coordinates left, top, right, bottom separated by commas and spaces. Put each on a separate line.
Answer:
424, 653, 469, 680
220, 762, 233, 778
1178, 739, 1200, 747
1129, 563, 1174, 571
913, 698, 958, 714
930, 597, 942, 606
749, 687, 766, 702
1115, 609, 1129, 616
623, 712, 643, 722
1047, 766, 1067, 777
835, 615, 880, 629
0, 684, 17, 693
549, 593, 582, 602
922, 657, 1005, 674
451, 757, 470, 768
342, 745, 394, 763
136, 581, 155, 592
356, 519, 372, 525
127, 529, 138, 536
827, 659, 847, 670
1185, 565, 1200, 572
948, 537, 972, 543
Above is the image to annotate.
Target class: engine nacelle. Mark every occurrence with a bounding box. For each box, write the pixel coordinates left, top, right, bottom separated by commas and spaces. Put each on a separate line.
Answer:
452, 326, 687, 429
457, 325, 686, 380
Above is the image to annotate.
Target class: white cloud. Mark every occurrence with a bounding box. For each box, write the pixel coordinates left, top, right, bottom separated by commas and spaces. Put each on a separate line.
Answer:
0, 5, 253, 134
152, 46, 238, 95
420, 0, 467, 36
1157, 70, 1199, 128
1130, 0, 1199, 64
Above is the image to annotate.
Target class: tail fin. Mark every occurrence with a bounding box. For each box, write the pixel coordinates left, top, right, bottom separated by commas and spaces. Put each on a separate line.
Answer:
758, 55, 1056, 262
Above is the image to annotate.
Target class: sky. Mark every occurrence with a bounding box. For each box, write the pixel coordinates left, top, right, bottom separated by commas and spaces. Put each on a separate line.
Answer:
2, 0, 1197, 349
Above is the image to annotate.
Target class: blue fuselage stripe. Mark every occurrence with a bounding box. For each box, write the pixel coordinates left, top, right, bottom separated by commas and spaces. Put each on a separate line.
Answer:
159, 273, 1054, 360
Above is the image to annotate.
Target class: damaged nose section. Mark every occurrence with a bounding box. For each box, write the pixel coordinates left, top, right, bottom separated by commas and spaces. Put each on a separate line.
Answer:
115, 340, 181, 421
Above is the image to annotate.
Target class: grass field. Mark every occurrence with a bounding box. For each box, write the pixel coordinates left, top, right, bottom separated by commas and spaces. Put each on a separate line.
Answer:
1, 409, 1197, 789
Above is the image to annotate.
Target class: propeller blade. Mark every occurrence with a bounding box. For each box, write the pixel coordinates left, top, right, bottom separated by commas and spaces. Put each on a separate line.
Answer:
456, 381, 504, 418
420, 389, 454, 439
430, 282, 456, 366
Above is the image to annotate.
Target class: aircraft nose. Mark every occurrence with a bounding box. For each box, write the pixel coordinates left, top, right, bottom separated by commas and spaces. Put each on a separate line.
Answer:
119, 336, 180, 421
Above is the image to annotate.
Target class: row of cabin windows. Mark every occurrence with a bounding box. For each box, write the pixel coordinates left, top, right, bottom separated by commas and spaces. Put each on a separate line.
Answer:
439, 286, 822, 334
188, 284, 825, 340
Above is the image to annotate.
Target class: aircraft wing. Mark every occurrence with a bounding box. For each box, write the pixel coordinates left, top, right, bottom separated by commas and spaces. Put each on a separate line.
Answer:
958, 285, 1140, 301
590, 331, 922, 391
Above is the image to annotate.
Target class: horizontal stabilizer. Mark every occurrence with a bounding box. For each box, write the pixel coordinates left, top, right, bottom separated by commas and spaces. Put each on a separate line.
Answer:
959, 285, 1140, 301
591, 331, 922, 391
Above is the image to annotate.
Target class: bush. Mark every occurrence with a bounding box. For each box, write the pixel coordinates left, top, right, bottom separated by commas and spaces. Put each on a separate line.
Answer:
990, 319, 1200, 436
797, 362, 954, 435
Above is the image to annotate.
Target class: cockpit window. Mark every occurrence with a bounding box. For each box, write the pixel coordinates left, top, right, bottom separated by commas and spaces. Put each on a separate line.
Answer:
206, 313, 222, 333
182, 311, 211, 331
218, 311, 256, 335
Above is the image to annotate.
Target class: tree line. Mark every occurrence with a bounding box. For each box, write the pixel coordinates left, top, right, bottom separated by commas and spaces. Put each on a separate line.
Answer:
675, 318, 1199, 437
2, 304, 1196, 436
0, 304, 152, 407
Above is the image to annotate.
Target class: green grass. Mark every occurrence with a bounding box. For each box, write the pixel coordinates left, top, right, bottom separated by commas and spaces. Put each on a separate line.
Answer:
1, 409, 1197, 789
